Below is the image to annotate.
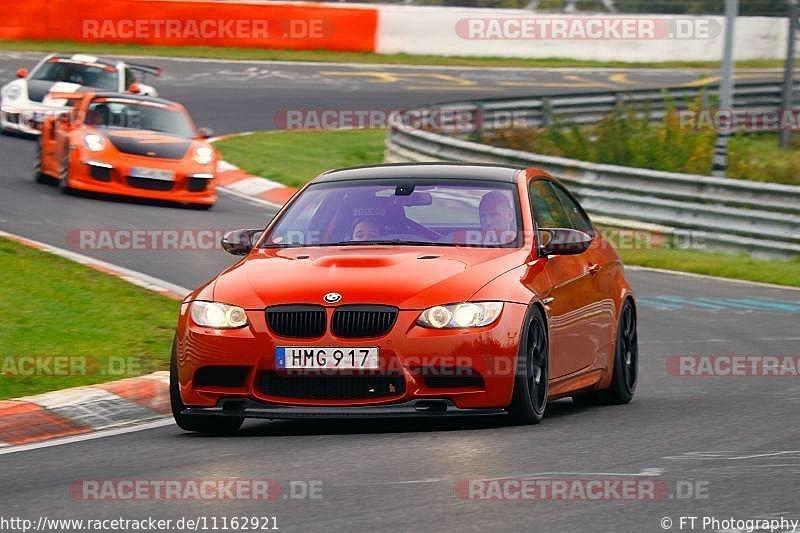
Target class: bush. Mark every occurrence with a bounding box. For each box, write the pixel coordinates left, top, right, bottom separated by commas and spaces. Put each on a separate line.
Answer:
482, 98, 800, 185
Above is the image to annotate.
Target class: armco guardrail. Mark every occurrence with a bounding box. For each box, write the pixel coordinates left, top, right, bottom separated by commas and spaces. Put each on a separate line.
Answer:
385, 83, 800, 258
438, 81, 800, 133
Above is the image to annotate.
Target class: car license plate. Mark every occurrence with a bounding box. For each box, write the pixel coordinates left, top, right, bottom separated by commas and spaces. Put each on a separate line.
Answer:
276, 347, 379, 370
130, 167, 175, 181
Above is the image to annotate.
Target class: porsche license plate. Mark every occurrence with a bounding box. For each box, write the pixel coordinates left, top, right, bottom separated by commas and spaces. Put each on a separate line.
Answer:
276, 347, 379, 370
130, 167, 175, 181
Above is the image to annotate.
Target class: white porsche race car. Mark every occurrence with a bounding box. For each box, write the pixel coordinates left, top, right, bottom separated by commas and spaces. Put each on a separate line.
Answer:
1, 53, 161, 135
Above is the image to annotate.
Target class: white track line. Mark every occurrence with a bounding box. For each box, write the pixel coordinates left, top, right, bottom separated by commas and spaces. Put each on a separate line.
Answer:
0, 418, 175, 456
626, 265, 800, 292
1, 50, 785, 73
0, 230, 190, 298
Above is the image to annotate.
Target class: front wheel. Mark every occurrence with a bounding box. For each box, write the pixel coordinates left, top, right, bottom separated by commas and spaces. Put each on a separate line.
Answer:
170, 340, 243, 434
58, 151, 72, 193
574, 299, 638, 405
508, 307, 548, 424
33, 142, 48, 184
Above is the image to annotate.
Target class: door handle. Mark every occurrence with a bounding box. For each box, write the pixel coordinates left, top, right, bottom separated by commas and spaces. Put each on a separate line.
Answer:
588, 263, 601, 275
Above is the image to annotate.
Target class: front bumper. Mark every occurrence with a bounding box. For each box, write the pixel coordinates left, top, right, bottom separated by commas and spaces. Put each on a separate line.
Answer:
175, 303, 528, 412
68, 156, 217, 205
183, 398, 506, 419
1, 104, 66, 134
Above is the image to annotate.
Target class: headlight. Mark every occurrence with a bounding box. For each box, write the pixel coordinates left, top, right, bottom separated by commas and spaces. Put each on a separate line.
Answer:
83, 133, 105, 152
190, 301, 248, 329
2, 85, 21, 101
193, 145, 214, 165
417, 302, 503, 329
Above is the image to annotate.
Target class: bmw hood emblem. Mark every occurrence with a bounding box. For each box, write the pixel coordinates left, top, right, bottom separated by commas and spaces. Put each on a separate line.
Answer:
323, 292, 342, 304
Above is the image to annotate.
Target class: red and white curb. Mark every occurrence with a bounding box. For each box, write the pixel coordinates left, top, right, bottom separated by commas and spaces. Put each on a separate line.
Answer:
211, 133, 298, 208
0, 143, 296, 447
0, 230, 189, 447
216, 160, 298, 207
0, 373, 169, 447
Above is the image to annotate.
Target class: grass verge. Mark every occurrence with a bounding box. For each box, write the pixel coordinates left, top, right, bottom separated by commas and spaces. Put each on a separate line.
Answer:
0, 40, 793, 69
215, 130, 385, 188
615, 247, 800, 288
0, 237, 178, 399
216, 129, 800, 287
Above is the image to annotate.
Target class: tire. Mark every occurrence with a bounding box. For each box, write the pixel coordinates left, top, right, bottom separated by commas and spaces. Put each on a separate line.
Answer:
58, 151, 72, 193
33, 142, 48, 184
188, 203, 214, 211
574, 299, 638, 406
170, 340, 244, 434
508, 306, 549, 425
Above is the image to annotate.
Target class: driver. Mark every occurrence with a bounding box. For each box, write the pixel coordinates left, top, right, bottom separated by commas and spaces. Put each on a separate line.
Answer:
479, 191, 514, 234
351, 217, 382, 242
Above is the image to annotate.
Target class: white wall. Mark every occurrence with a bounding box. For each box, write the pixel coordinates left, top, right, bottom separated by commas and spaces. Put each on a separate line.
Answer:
375, 6, 788, 62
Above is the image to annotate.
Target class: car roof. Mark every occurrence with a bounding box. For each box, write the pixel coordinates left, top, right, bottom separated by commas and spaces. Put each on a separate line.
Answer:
313, 163, 523, 184
48, 54, 118, 68
88, 91, 178, 107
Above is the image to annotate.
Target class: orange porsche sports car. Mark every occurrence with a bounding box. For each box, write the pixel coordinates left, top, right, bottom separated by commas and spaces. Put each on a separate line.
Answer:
35, 92, 218, 208
172, 163, 638, 433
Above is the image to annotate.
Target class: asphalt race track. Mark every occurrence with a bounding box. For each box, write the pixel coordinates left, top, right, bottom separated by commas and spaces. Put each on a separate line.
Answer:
1, 52, 798, 532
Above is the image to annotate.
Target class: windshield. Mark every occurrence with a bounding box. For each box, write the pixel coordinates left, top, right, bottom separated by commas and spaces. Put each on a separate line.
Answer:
31, 60, 118, 91
85, 101, 195, 138
263, 180, 522, 248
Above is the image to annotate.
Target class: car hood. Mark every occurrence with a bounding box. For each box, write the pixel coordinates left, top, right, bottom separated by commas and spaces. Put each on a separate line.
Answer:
212, 246, 527, 310
102, 130, 193, 160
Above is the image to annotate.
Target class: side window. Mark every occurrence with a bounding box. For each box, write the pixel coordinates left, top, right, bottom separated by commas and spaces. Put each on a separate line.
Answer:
124, 68, 136, 89
529, 180, 573, 229
551, 182, 595, 236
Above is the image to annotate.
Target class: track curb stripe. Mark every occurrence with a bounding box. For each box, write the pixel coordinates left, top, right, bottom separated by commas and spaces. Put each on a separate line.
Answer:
0, 231, 182, 447
0, 374, 170, 447
215, 159, 298, 207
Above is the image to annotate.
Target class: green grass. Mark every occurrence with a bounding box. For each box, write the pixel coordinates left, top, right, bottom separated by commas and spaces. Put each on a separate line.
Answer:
215, 130, 385, 188
0, 237, 178, 399
617, 247, 800, 288
0, 40, 794, 69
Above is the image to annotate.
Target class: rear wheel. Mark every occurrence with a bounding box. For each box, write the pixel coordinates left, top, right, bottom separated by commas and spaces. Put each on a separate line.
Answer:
508, 307, 548, 424
574, 299, 638, 405
170, 340, 243, 434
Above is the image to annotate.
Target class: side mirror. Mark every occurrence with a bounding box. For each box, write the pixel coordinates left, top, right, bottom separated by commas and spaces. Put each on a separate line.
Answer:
16, 68, 27, 78
221, 229, 262, 256
128, 83, 141, 94
539, 228, 592, 256
197, 127, 214, 139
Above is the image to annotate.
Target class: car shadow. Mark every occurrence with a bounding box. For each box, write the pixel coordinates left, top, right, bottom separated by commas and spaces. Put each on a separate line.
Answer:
56, 185, 211, 211
180, 399, 588, 439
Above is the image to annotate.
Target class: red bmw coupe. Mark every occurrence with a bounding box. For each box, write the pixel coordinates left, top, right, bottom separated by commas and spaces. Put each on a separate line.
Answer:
171, 163, 638, 433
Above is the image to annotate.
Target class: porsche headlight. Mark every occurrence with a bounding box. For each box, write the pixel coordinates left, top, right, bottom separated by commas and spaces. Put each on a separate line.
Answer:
190, 301, 248, 329
2, 84, 21, 101
83, 133, 105, 152
417, 302, 503, 329
193, 145, 214, 165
